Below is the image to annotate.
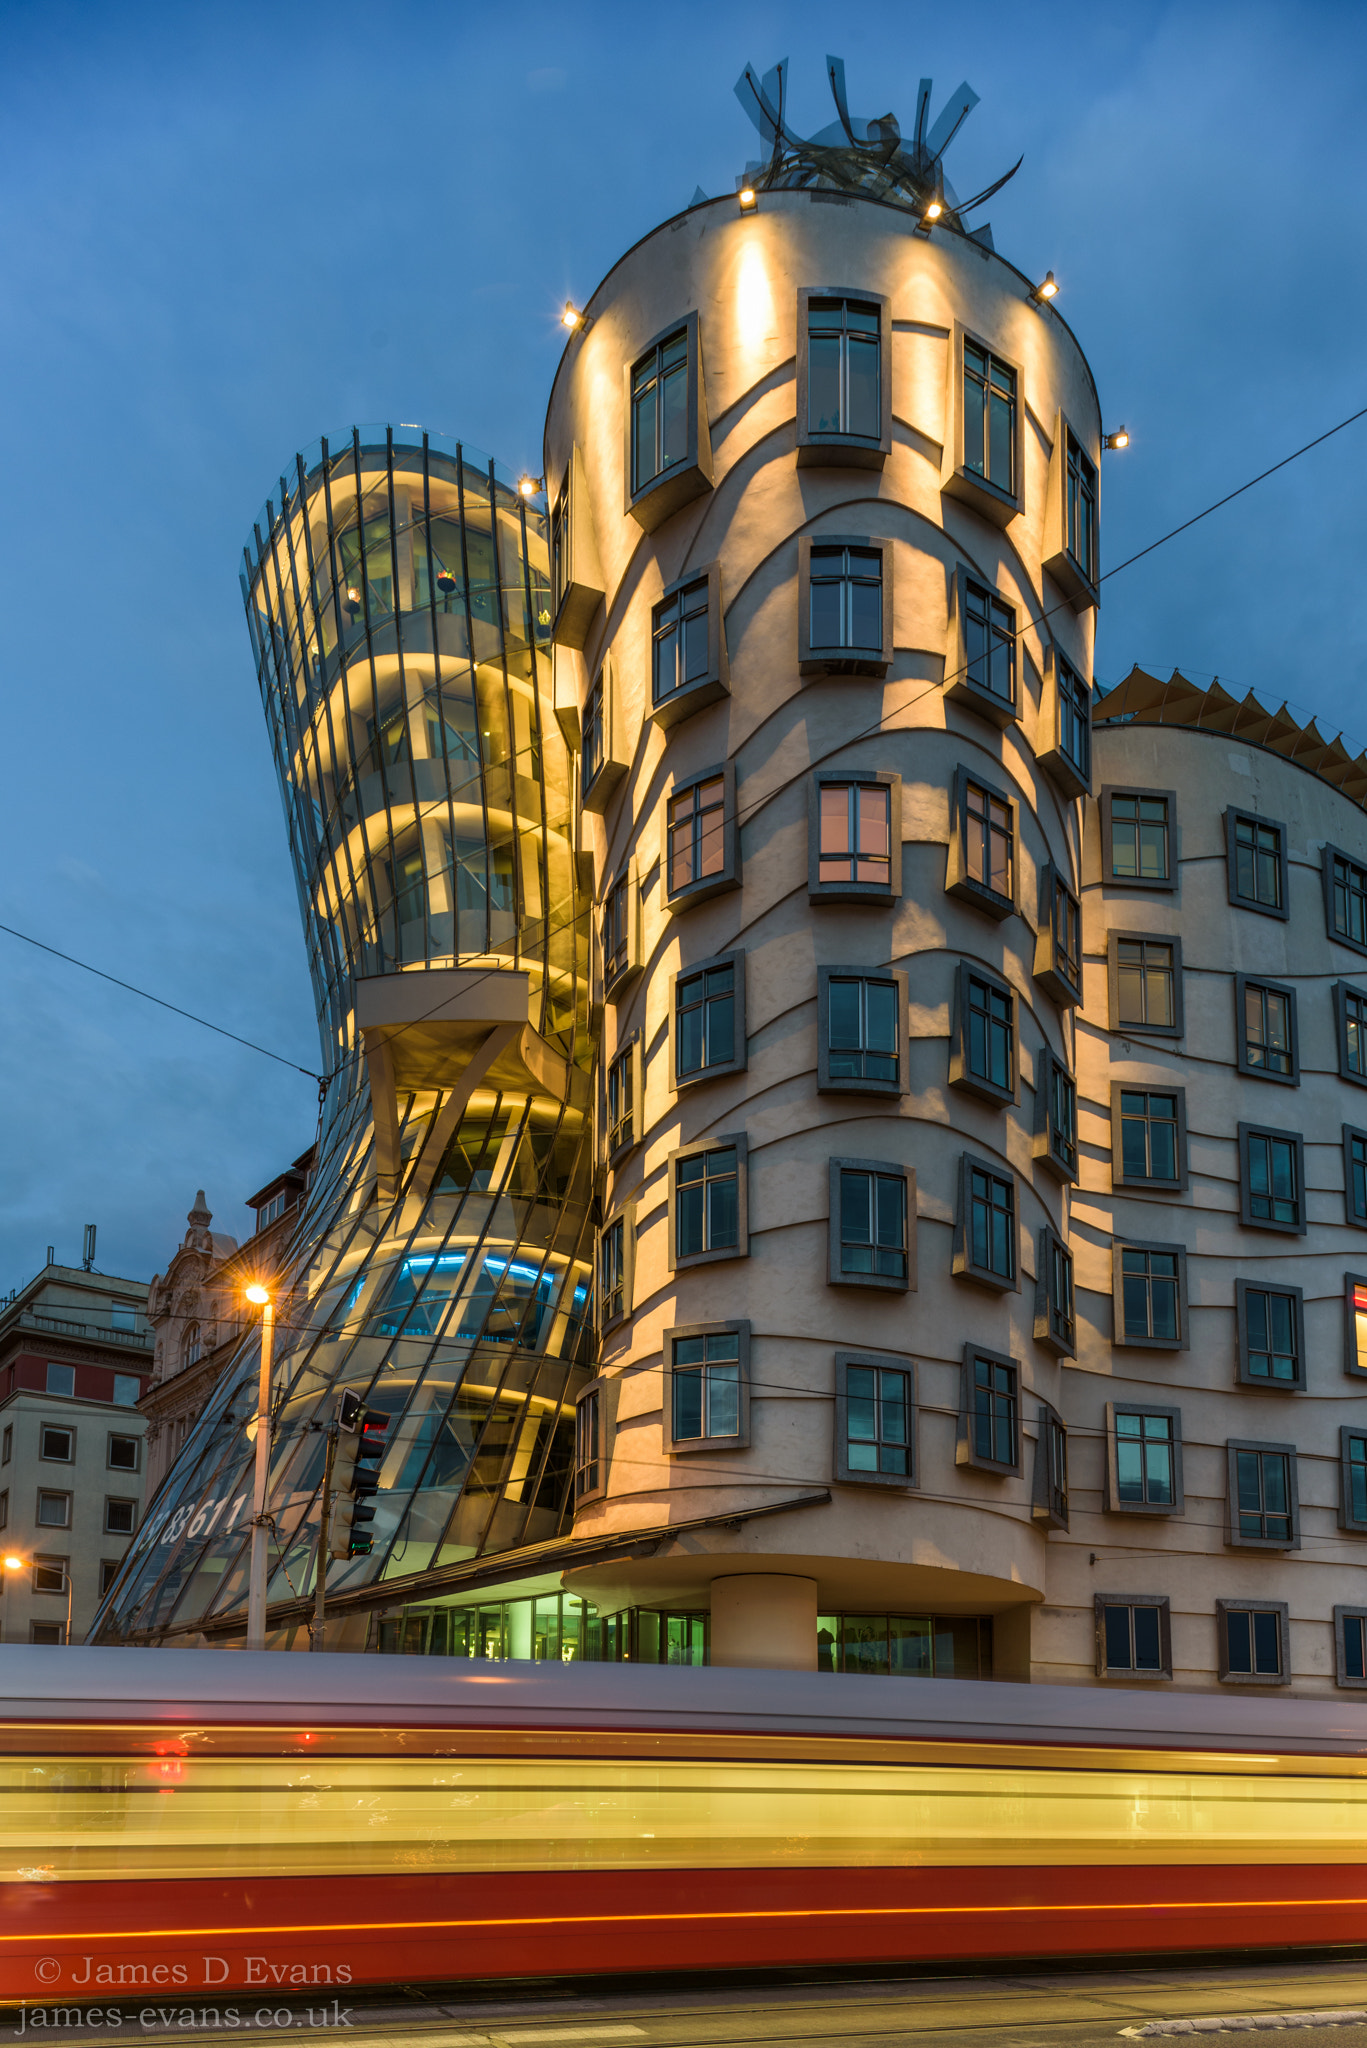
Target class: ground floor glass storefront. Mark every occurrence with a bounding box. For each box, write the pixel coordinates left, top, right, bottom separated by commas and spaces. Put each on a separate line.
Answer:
818, 1612, 993, 1677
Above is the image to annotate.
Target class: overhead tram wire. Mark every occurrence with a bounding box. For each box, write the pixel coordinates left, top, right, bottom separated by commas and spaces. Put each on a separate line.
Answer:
8, 401, 1366, 1093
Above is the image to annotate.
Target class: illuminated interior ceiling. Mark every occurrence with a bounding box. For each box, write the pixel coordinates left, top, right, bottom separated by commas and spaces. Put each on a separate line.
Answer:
733, 55, 1021, 233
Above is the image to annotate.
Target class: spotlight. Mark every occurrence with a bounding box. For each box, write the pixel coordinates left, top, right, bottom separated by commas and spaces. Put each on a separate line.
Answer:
1104, 427, 1130, 451
518, 474, 545, 499
1031, 270, 1059, 304
738, 186, 758, 213
562, 302, 588, 331
924, 199, 943, 221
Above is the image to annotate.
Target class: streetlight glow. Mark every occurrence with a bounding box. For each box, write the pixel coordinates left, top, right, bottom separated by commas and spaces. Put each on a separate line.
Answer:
245, 1284, 271, 1305
1105, 427, 1131, 450
738, 186, 758, 213
561, 302, 585, 330
517, 474, 544, 499
924, 199, 943, 221
1031, 270, 1059, 303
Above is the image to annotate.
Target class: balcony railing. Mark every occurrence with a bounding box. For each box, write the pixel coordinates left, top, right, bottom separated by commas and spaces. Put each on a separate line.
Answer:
11, 1310, 152, 1350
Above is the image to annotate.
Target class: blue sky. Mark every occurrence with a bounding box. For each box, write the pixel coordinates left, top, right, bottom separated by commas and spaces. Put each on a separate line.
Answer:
1, 0, 1364, 1287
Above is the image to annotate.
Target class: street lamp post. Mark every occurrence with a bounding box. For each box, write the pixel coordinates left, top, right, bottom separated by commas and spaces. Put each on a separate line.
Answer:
244, 1285, 275, 1652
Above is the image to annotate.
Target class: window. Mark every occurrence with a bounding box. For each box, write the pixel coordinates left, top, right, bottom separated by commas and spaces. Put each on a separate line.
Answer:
665, 1322, 750, 1452
946, 768, 1015, 918
1227, 1441, 1298, 1548
649, 564, 726, 726
1033, 1403, 1069, 1530
963, 340, 1016, 496
582, 672, 605, 794
110, 1304, 137, 1332
1035, 1228, 1075, 1357
1236, 977, 1297, 1083
99, 1560, 121, 1596
1345, 1274, 1367, 1379
37, 1491, 71, 1528
574, 1386, 603, 1504
1101, 788, 1175, 889
32, 1557, 68, 1595
1096, 1596, 1171, 1679
548, 446, 604, 648
1218, 1599, 1289, 1683
1109, 933, 1183, 1036
550, 465, 571, 621
1335, 1607, 1367, 1687
835, 1353, 914, 1485
1065, 431, 1098, 586
804, 295, 883, 443
958, 1346, 1019, 1473
1346, 1126, 1367, 1227
1334, 983, 1367, 1086
1052, 656, 1091, 793
963, 578, 1015, 714
1114, 1241, 1186, 1349
1034, 1047, 1078, 1184
1107, 1406, 1182, 1514
1340, 1430, 1367, 1532
40, 1426, 73, 1462
1227, 809, 1288, 919
809, 773, 900, 903
0, 1491, 7, 1531
1236, 1279, 1304, 1389
105, 1498, 137, 1536
950, 964, 1016, 1106
113, 1375, 141, 1407
829, 1159, 913, 1292
601, 867, 637, 995
108, 1433, 139, 1472
1111, 1085, 1187, 1192
1325, 845, 1367, 953
1034, 865, 1083, 1007
46, 1363, 75, 1397
631, 326, 689, 496
799, 539, 891, 673
1238, 1122, 1306, 1234
672, 953, 745, 1086
30, 1622, 65, 1645
955, 1156, 1017, 1291
605, 1040, 637, 1158
818, 968, 907, 1097
181, 1322, 202, 1369
670, 1139, 745, 1270
598, 1212, 632, 1331
1, 1426, 9, 1464
664, 765, 737, 905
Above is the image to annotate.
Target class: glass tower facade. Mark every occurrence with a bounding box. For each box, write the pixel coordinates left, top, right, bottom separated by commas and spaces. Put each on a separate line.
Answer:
94, 427, 593, 1648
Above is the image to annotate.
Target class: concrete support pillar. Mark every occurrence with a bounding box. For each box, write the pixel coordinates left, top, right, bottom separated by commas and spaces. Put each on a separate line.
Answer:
710, 1574, 818, 1671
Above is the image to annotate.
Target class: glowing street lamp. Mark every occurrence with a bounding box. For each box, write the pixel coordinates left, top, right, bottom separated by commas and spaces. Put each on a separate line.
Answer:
1031, 270, 1059, 304
517, 474, 544, 500
737, 186, 758, 214
561, 302, 588, 332
1104, 427, 1131, 450
244, 1284, 275, 1652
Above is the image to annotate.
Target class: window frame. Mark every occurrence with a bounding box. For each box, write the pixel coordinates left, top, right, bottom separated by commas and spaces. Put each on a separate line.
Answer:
1333, 981, 1367, 1088
648, 560, 728, 729
597, 1199, 637, 1337
1234, 974, 1299, 1086
1107, 930, 1185, 1038
1237, 1120, 1307, 1237
808, 770, 902, 906
31, 1555, 69, 1598
661, 760, 740, 909
36, 1489, 71, 1530
1234, 1277, 1306, 1391
1333, 1606, 1367, 1689
39, 1423, 75, 1464
1032, 1401, 1069, 1531
669, 950, 747, 1091
947, 566, 1019, 729
600, 860, 641, 1000
834, 1351, 916, 1488
1033, 862, 1084, 1008
1094, 1594, 1173, 1681
1105, 1402, 1184, 1516
948, 961, 1019, 1107
1217, 1597, 1290, 1686
827, 1157, 916, 1295
1099, 786, 1177, 892
604, 1033, 642, 1165
1034, 1225, 1076, 1359
1225, 806, 1289, 922
955, 1343, 1021, 1476
1338, 1429, 1367, 1535
1043, 408, 1100, 613
1109, 1082, 1189, 1194
573, 1379, 608, 1507
797, 534, 893, 677
668, 1133, 749, 1273
816, 965, 909, 1099
945, 765, 1018, 921
1344, 1272, 1367, 1380
796, 286, 892, 469
941, 322, 1025, 527
663, 1319, 751, 1455
1111, 1237, 1189, 1351
1034, 1045, 1079, 1185
104, 1497, 138, 1537
1323, 843, 1367, 958
1037, 648, 1092, 800
0, 1490, 7, 1532
107, 1432, 140, 1474
623, 311, 714, 534
580, 656, 627, 815
1344, 1123, 1367, 1229
953, 1153, 1020, 1294
548, 443, 605, 651
1225, 1439, 1300, 1552
98, 1559, 120, 1597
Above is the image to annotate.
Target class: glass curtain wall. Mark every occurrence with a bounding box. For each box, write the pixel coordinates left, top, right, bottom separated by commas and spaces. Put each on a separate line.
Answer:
93, 427, 593, 1647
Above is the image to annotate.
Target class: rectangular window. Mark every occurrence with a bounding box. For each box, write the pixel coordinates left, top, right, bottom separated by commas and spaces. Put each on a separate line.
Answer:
107, 1434, 138, 1472
104, 1498, 137, 1536
963, 340, 1016, 495
674, 1145, 740, 1263
550, 470, 570, 619
1, 1426, 9, 1464
1346, 1126, 1367, 1226
1098, 1597, 1170, 1677
582, 675, 605, 794
1113, 936, 1178, 1030
841, 1360, 912, 1479
819, 782, 891, 889
961, 1160, 1016, 1287
631, 328, 689, 495
1034, 1404, 1069, 1529
1221, 1601, 1287, 1680
1066, 430, 1098, 585
113, 1375, 141, 1408
965, 776, 1013, 902
99, 1560, 120, 1596
807, 297, 881, 440
1056, 658, 1090, 784
1229, 810, 1287, 916
1036, 1048, 1078, 1182
605, 1042, 635, 1156
666, 772, 727, 898
1342, 1430, 1367, 1530
674, 957, 740, 1083
809, 544, 883, 652
837, 1165, 909, 1285
1114, 1411, 1177, 1509
0, 1491, 8, 1531
46, 1363, 75, 1397
40, 1426, 73, 1462
652, 575, 709, 707
1035, 866, 1082, 1006
1115, 1087, 1183, 1188
37, 1491, 71, 1528
1335, 983, 1367, 1083
1237, 1279, 1303, 1386
1045, 1231, 1075, 1354
1328, 847, 1367, 950
670, 1329, 742, 1444
1230, 1443, 1297, 1546
602, 870, 633, 991
821, 970, 904, 1093
1346, 1275, 1367, 1378
963, 579, 1016, 710
966, 1350, 1018, 1470
1104, 789, 1173, 886
599, 1217, 627, 1327
1120, 1245, 1182, 1343
1240, 1123, 1304, 1232
32, 1558, 67, 1596
1336, 1608, 1367, 1687
1238, 977, 1296, 1081
965, 970, 1014, 1096
574, 1388, 601, 1502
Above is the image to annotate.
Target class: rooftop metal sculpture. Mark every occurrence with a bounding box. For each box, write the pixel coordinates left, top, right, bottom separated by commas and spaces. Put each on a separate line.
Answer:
734, 56, 1021, 232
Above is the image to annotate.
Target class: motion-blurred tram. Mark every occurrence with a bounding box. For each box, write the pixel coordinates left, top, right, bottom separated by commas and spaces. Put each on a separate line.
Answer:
4, 1647, 1367, 1997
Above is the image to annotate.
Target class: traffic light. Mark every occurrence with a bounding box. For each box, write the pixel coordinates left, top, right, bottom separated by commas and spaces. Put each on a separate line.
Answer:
327, 1397, 390, 1560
